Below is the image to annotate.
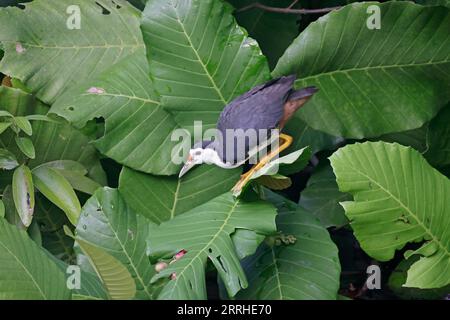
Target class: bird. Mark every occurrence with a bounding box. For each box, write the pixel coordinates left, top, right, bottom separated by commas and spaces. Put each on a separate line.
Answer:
178, 74, 318, 194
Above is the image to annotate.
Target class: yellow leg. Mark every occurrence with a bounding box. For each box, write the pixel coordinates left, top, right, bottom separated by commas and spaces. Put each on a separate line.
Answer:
232, 133, 293, 195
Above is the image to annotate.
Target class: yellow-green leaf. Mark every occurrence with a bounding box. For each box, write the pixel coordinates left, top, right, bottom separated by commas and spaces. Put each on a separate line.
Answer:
70, 230, 136, 300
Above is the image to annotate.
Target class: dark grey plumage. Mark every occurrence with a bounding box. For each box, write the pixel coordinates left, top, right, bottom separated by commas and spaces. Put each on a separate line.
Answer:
201, 75, 317, 164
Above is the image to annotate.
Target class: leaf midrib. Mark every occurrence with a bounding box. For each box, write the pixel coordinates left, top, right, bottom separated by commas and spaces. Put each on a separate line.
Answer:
101, 217, 153, 299
1, 41, 144, 50
167, 200, 240, 298
270, 248, 283, 300
0, 238, 47, 299
170, 180, 181, 220
298, 60, 449, 83
170, 1, 228, 105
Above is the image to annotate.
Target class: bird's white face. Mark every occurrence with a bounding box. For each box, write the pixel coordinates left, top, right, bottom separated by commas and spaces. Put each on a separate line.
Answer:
179, 148, 221, 177
189, 148, 219, 165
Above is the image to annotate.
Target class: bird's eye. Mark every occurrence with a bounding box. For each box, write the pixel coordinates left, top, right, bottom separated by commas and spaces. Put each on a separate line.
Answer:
195, 151, 202, 156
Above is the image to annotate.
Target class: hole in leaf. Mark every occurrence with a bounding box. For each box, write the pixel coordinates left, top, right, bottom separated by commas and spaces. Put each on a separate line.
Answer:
217, 255, 227, 273
111, 0, 121, 9
95, 2, 111, 15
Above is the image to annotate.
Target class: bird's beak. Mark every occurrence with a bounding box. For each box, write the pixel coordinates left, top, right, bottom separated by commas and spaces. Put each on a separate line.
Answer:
179, 155, 195, 178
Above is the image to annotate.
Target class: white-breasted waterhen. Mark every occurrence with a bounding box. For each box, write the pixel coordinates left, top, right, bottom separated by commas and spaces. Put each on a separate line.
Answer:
179, 74, 318, 194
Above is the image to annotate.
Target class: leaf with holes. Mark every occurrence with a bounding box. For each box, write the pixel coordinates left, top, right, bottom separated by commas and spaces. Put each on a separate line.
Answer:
273, 2, 450, 138
236, 208, 341, 300
141, 0, 271, 133
0, 0, 144, 103
119, 165, 241, 224
148, 193, 277, 299
75, 187, 156, 299
330, 141, 450, 288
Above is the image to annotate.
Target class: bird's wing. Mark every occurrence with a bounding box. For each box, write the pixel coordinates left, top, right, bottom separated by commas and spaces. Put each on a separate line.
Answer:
213, 75, 296, 165
217, 75, 296, 132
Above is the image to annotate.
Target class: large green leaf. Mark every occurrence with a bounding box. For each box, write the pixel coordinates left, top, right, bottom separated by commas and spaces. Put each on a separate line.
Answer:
330, 141, 450, 288
299, 164, 350, 228
228, 0, 299, 69
141, 0, 271, 132
0, 218, 70, 299
51, 53, 181, 175
148, 193, 277, 299
0, 0, 144, 104
75, 188, 156, 299
119, 165, 241, 223
273, 2, 450, 139
236, 208, 341, 300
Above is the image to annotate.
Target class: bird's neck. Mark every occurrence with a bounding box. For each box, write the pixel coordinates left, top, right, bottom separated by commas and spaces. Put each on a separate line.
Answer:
202, 148, 240, 169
